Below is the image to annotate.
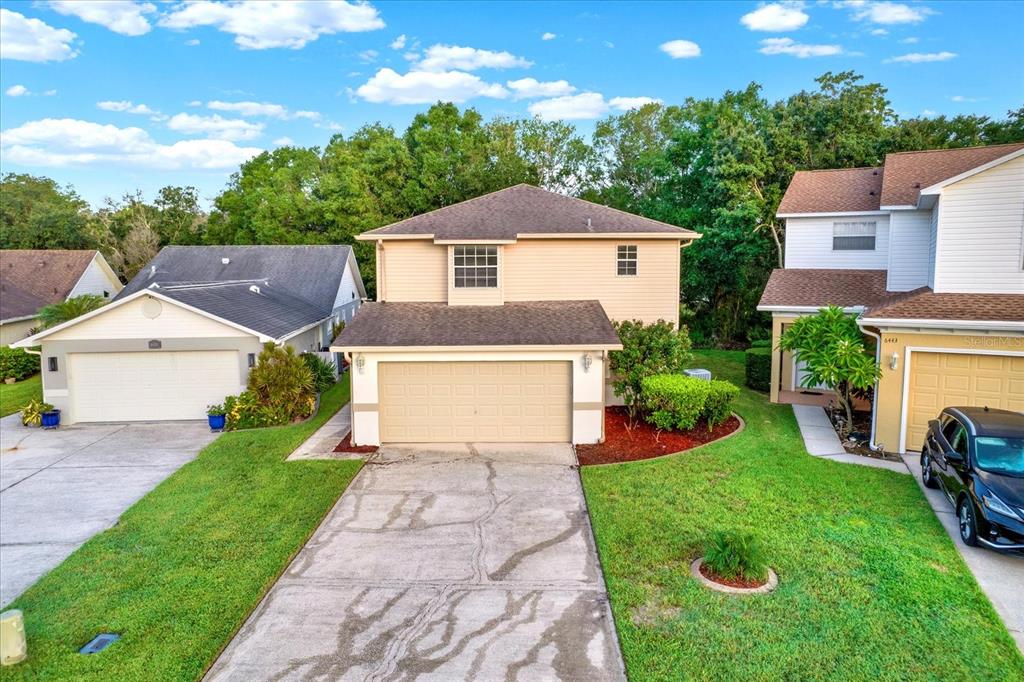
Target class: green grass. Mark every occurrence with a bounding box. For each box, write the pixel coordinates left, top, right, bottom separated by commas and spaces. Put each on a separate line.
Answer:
0, 374, 42, 417
582, 350, 1024, 681
1, 380, 361, 681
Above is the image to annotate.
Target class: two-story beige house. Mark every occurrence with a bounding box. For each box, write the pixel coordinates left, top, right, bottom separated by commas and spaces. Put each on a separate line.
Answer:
758, 143, 1024, 453
332, 184, 699, 446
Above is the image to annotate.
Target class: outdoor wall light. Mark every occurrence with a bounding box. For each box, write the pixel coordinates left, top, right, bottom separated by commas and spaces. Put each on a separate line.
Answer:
889, 352, 899, 370
582, 353, 593, 372
355, 354, 366, 373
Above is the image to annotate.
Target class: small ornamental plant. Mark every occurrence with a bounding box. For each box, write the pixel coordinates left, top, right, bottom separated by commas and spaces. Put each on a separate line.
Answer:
206, 404, 226, 417
21, 399, 55, 427
703, 530, 768, 583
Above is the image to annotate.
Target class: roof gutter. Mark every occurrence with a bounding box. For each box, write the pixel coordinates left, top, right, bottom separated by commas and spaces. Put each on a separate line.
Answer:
0, 314, 39, 325
857, 317, 1024, 333
329, 343, 624, 353
277, 316, 333, 344
757, 305, 866, 314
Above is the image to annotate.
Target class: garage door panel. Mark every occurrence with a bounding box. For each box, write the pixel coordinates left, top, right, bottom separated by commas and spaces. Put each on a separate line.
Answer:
379, 361, 572, 443
906, 351, 1024, 450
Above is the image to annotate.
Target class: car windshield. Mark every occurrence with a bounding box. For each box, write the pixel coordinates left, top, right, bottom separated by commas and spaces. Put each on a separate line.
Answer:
974, 436, 1024, 477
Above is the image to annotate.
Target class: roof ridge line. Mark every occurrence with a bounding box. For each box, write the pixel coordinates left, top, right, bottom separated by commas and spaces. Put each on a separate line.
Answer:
883, 141, 1024, 157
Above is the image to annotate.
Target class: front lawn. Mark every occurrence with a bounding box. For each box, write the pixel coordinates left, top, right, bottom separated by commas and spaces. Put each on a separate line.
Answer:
582, 350, 1024, 680
0, 373, 42, 417
2, 380, 361, 681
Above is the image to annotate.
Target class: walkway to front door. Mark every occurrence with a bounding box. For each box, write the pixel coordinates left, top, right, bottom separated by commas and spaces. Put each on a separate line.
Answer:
206, 443, 625, 681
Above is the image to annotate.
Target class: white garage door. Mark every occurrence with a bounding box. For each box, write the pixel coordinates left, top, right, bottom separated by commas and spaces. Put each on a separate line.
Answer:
69, 350, 240, 422
378, 361, 572, 443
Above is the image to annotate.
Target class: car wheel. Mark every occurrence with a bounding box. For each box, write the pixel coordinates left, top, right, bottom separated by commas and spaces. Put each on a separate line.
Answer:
958, 497, 979, 547
921, 453, 939, 489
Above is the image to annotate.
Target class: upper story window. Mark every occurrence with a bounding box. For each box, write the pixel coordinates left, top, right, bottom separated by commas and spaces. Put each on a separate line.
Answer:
833, 221, 876, 251
453, 245, 497, 288
617, 245, 637, 276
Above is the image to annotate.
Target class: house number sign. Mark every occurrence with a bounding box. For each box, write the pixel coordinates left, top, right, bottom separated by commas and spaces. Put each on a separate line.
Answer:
148, 340, 162, 349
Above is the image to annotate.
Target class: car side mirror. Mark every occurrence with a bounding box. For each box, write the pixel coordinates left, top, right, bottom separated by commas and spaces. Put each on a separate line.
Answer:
945, 450, 964, 464
928, 419, 941, 431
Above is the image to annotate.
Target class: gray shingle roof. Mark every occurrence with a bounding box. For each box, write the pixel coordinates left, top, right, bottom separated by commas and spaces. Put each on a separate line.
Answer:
360, 184, 699, 240
757, 269, 890, 309
332, 300, 622, 348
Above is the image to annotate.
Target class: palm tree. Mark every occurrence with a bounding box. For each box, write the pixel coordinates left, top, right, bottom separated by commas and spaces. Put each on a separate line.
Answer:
37, 294, 108, 329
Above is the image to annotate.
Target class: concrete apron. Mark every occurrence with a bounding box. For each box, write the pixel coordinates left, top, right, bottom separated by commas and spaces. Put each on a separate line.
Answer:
207, 443, 626, 681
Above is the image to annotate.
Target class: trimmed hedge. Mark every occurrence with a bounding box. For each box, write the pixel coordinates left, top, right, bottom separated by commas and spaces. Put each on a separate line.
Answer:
745, 347, 772, 392
0, 346, 40, 381
749, 339, 772, 349
640, 374, 739, 432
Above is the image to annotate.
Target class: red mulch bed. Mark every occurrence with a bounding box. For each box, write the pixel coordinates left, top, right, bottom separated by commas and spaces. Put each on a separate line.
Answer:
333, 433, 378, 454
698, 562, 768, 589
576, 407, 740, 466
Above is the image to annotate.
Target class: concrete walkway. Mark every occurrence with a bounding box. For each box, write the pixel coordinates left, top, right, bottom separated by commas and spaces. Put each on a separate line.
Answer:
792, 405, 908, 474
903, 453, 1024, 653
288, 404, 354, 460
207, 443, 625, 681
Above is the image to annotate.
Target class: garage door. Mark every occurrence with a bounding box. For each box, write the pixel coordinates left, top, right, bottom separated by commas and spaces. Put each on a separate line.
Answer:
905, 351, 1024, 450
378, 361, 571, 442
69, 351, 240, 422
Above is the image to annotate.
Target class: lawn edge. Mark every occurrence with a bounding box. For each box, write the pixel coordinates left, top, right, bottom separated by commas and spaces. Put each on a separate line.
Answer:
581, 411, 746, 469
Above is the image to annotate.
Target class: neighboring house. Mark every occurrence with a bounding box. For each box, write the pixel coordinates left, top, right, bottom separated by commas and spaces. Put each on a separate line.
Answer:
14, 245, 365, 424
331, 184, 699, 446
758, 142, 1024, 453
0, 249, 123, 346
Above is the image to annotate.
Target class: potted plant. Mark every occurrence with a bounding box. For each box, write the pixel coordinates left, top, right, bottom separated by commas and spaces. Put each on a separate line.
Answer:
41, 406, 61, 429
21, 399, 53, 427
207, 404, 227, 432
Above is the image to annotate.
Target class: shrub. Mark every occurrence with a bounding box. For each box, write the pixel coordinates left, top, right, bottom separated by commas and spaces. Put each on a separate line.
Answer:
0, 346, 40, 381
21, 399, 54, 427
704, 379, 740, 428
610, 320, 693, 422
749, 339, 772, 349
302, 353, 336, 394
744, 346, 772, 392
223, 342, 316, 430
37, 294, 107, 329
641, 374, 739, 432
704, 530, 768, 582
206, 403, 226, 417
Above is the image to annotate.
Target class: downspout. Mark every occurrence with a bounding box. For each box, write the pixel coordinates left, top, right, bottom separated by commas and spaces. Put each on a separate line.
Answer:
858, 322, 883, 452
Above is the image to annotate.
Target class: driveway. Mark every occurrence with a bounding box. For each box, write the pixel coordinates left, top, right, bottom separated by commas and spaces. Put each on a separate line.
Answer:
207, 443, 625, 681
904, 454, 1024, 653
0, 414, 218, 606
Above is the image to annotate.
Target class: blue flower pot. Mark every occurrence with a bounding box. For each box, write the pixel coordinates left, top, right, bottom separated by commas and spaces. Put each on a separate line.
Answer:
41, 409, 60, 429
208, 414, 226, 432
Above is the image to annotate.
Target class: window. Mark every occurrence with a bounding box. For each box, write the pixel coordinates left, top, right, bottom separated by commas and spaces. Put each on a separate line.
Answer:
617, 245, 637, 276
247, 353, 256, 368
942, 417, 968, 458
453, 245, 497, 288
833, 221, 876, 250
47, 357, 58, 372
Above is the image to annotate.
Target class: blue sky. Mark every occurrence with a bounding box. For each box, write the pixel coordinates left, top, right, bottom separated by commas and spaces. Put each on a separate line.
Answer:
1, 1, 1022, 207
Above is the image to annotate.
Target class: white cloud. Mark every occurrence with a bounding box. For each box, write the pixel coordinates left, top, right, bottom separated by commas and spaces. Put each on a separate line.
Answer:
921, 109, 938, 117
390, 34, 406, 49
506, 78, 576, 100
206, 100, 320, 120
359, 49, 379, 62
840, 1, 934, 25
609, 96, 662, 111
48, 1, 155, 37
0, 9, 78, 62
43, 89, 58, 96
0, 117, 262, 169
950, 95, 983, 103
273, 136, 295, 145
759, 37, 842, 57
185, 38, 200, 46
294, 110, 321, 120
659, 39, 701, 59
885, 50, 957, 63
355, 68, 509, 104
187, 100, 203, 107
528, 92, 609, 121
159, 0, 385, 50
900, 36, 919, 43
97, 100, 158, 114
740, 3, 810, 32
870, 28, 888, 36
603, 41, 615, 48
166, 112, 264, 140
541, 32, 556, 40
5, 85, 29, 97
416, 44, 532, 71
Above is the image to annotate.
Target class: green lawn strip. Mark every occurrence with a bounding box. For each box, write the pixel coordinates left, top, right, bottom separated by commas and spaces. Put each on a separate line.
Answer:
583, 350, 1024, 681
0, 374, 42, 417
1, 380, 361, 681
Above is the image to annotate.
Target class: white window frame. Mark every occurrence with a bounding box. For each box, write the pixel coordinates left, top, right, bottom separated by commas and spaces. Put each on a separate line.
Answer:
616, 245, 638, 276
453, 245, 498, 288
832, 221, 877, 251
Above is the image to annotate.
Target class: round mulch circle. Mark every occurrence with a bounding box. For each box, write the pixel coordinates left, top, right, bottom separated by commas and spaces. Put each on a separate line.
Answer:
690, 558, 778, 595
576, 407, 742, 466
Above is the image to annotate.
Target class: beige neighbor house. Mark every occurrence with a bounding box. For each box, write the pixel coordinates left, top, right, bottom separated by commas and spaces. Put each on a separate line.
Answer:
14, 246, 365, 424
758, 142, 1024, 454
331, 184, 699, 446
0, 250, 122, 346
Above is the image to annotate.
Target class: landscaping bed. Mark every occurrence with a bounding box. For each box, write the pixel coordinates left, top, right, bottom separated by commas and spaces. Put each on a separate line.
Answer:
577, 406, 740, 465
333, 432, 379, 454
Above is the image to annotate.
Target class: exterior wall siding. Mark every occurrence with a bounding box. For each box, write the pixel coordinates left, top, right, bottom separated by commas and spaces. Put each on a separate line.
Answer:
69, 257, 123, 299
284, 326, 320, 353
927, 201, 939, 288
45, 295, 253, 341
886, 209, 932, 291
784, 215, 891, 270
379, 240, 447, 302
933, 155, 1024, 293
1, 318, 37, 346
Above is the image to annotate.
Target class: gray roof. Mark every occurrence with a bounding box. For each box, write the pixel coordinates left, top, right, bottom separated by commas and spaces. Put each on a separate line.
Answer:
119, 245, 358, 339
332, 300, 622, 348
361, 184, 699, 240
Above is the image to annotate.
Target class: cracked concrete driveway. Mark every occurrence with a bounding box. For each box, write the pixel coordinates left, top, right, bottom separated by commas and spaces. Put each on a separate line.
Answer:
0, 413, 218, 606
207, 443, 625, 682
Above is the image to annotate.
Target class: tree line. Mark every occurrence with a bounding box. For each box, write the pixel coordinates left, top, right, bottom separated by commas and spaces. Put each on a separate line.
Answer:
2, 71, 1020, 346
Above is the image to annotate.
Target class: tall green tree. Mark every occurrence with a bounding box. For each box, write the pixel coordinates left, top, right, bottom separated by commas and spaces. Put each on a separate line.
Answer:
0, 174, 94, 250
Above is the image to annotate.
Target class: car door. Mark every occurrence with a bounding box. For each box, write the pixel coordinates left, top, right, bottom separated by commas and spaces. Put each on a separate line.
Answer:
937, 418, 969, 500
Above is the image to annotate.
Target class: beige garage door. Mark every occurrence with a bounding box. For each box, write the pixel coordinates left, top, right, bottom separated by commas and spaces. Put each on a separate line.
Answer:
378, 361, 572, 442
69, 350, 240, 422
905, 351, 1024, 450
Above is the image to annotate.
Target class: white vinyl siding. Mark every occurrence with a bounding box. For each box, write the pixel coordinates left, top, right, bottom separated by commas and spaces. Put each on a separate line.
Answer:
933, 155, 1024, 293
927, 202, 939, 288
784, 215, 890, 269
68, 256, 122, 299
886, 209, 932, 291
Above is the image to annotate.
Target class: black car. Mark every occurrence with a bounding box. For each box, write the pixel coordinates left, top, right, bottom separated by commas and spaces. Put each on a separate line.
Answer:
920, 406, 1024, 551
